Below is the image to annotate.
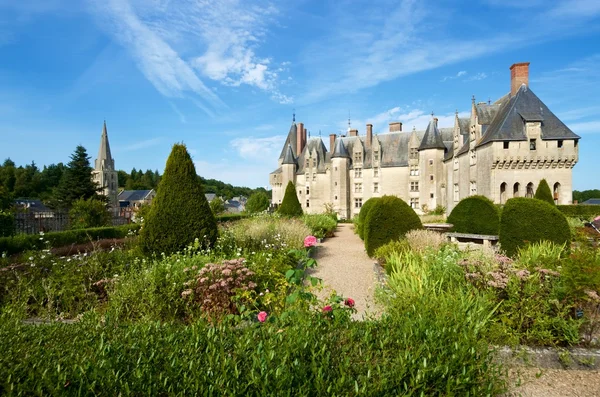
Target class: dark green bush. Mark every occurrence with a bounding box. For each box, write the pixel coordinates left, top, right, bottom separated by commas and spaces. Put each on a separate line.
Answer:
499, 198, 571, 257
0, 224, 139, 256
69, 198, 111, 229
364, 195, 422, 257
447, 195, 500, 235
356, 197, 380, 240
216, 213, 250, 223
534, 179, 555, 205
245, 192, 270, 214
278, 181, 303, 217
557, 205, 600, 219
140, 144, 218, 255
0, 211, 15, 238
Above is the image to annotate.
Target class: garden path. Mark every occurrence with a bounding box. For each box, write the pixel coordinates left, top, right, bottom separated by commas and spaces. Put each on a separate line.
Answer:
310, 223, 382, 320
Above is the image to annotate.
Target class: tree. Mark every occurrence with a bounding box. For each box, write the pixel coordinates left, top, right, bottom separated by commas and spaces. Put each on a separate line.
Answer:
210, 197, 226, 215
52, 145, 100, 209
0, 186, 12, 211
245, 191, 270, 214
278, 181, 303, 217
69, 198, 111, 229
534, 179, 555, 205
140, 144, 218, 255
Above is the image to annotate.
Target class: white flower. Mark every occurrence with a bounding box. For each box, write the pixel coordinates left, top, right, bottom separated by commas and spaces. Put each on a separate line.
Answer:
29, 257, 34, 261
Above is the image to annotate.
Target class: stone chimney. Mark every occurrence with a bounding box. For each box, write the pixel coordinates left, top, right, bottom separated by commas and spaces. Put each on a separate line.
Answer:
366, 124, 373, 147
389, 122, 402, 132
349, 129, 358, 137
329, 134, 336, 152
510, 62, 530, 97
297, 122, 304, 154
303, 128, 308, 148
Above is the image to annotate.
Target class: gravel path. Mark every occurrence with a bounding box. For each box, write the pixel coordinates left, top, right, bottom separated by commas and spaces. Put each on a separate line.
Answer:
310, 223, 381, 319
507, 367, 600, 396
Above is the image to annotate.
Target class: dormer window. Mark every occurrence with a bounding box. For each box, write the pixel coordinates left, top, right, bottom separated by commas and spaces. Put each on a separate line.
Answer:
529, 139, 536, 150
353, 152, 362, 163
558, 140, 563, 148
503, 141, 509, 149
373, 150, 379, 161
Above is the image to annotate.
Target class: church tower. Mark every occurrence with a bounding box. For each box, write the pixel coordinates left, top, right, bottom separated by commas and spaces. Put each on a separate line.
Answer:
93, 121, 119, 213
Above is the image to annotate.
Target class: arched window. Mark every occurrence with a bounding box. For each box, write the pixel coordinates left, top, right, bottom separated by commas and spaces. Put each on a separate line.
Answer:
513, 182, 520, 198
500, 183, 507, 204
526, 182, 534, 198
553, 182, 561, 204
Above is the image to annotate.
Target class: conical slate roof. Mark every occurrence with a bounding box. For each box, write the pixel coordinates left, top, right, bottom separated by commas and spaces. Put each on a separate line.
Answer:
418, 118, 446, 150
281, 144, 297, 165
278, 122, 298, 160
95, 121, 115, 170
331, 138, 350, 158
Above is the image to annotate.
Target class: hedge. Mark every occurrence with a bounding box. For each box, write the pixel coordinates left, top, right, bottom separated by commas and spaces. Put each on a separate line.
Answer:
0, 212, 15, 238
447, 196, 500, 235
557, 205, 600, 219
364, 195, 422, 257
499, 198, 571, 257
357, 197, 380, 240
0, 224, 140, 256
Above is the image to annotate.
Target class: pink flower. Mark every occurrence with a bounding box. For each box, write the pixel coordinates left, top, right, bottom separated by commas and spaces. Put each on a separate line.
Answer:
344, 298, 355, 308
322, 305, 332, 313
257, 311, 268, 322
304, 235, 318, 248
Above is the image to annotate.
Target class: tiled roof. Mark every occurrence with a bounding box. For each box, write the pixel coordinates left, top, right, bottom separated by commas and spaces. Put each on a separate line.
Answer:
118, 190, 153, 201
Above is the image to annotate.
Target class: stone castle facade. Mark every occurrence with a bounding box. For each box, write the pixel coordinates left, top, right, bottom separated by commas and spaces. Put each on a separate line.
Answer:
270, 63, 580, 219
92, 121, 119, 212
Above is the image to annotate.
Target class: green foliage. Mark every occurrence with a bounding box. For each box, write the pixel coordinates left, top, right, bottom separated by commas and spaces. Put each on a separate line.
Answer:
278, 181, 303, 217
209, 197, 226, 215
499, 198, 571, 257
557, 205, 600, 219
363, 195, 422, 257
534, 179, 555, 205
0, 186, 12, 211
0, 224, 139, 256
215, 213, 250, 223
429, 205, 446, 215
572, 189, 600, 204
373, 239, 411, 266
69, 198, 111, 229
245, 191, 270, 214
0, 211, 15, 238
303, 214, 337, 239
140, 144, 218, 255
356, 197, 380, 240
52, 146, 101, 209
447, 195, 500, 235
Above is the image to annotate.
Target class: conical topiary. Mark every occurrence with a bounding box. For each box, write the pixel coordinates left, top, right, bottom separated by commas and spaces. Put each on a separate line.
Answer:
278, 181, 303, 217
140, 144, 218, 255
534, 179, 555, 205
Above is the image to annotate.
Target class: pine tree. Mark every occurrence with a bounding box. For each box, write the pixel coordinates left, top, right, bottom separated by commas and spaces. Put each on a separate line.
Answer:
140, 144, 218, 255
278, 181, 303, 217
534, 179, 555, 205
52, 145, 100, 209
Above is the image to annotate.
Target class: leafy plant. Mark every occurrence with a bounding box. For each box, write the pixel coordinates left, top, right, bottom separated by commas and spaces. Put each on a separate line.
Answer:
209, 197, 226, 215
69, 198, 111, 229
303, 214, 337, 239
245, 192, 270, 214
0, 211, 15, 237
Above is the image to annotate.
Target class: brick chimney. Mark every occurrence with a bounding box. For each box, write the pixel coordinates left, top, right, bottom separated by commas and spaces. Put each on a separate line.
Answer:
297, 122, 304, 154
329, 134, 336, 152
389, 122, 402, 132
349, 129, 358, 137
303, 128, 308, 148
366, 124, 373, 147
510, 62, 530, 97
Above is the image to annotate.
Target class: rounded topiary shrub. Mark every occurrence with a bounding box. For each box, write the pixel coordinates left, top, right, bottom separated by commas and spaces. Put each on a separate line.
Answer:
499, 197, 570, 257
140, 144, 218, 255
447, 195, 500, 235
357, 197, 380, 240
364, 195, 423, 257
534, 179, 555, 205
278, 181, 303, 217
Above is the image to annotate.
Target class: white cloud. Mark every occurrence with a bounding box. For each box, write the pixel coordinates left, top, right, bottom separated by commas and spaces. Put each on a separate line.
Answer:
568, 120, 600, 134
120, 137, 163, 151
230, 135, 285, 162
465, 72, 487, 81
442, 70, 468, 81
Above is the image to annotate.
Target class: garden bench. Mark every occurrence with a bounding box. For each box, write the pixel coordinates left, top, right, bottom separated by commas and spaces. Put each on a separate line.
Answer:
446, 232, 499, 250
423, 223, 453, 233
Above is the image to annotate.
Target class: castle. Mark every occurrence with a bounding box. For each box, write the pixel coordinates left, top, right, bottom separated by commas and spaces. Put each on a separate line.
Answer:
92, 121, 119, 213
270, 62, 580, 219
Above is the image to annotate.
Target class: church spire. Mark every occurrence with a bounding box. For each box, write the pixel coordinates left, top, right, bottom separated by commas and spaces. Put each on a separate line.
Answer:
95, 120, 114, 171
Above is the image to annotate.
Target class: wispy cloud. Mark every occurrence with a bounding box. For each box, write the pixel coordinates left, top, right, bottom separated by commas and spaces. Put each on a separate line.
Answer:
120, 137, 163, 151
568, 120, 600, 134
465, 72, 487, 81
441, 70, 467, 82
168, 102, 186, 124
230, 135, 285, 162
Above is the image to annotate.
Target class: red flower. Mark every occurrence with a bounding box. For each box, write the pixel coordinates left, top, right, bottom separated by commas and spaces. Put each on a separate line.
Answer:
322, 305, 332, 313
344, 298, 355, 308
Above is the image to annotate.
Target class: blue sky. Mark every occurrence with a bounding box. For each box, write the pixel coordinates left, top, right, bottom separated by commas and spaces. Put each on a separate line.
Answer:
1, 0, 599, 190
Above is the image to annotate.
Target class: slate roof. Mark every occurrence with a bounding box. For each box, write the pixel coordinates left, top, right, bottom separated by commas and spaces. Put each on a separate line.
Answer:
478, 85, 580, 147
331, 137, 350, 159
118, 190, 153, 201
14, 199, 52, 213
582, 199, 600, 205
281, 144, 297, 165
95, 121, 115, 170
278, 122, 298, 160
418, 119, 446, 150
297, 138, 330, 173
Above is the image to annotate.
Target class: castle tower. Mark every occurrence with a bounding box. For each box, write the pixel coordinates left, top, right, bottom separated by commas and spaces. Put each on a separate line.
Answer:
331, 138, 351, 219
93, 121, 119, 213
280, 144, 298, 195
418, 116, 446, 211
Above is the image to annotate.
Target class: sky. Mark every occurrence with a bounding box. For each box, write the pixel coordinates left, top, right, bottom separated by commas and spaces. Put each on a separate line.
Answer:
0, 0, 599, 190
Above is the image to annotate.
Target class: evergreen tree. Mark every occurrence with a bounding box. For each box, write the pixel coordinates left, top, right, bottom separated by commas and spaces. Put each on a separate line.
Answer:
534, 179, 555, 205
278, 181, 303, 217
245, 191, 270, 213
52, 145, 100, 209
140, 144, 218, 255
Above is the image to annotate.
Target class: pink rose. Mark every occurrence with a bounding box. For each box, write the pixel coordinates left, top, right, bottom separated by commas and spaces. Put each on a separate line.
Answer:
344, 298, 355, 308
322, 305, 332, 313
257, 311, 268, 323
304, 235, 318, 248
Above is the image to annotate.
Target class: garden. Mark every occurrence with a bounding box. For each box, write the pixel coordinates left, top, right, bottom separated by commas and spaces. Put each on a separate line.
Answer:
1, 145, 599, 395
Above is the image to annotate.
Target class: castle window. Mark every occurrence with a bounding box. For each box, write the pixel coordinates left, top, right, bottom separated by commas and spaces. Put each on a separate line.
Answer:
374, 168, 379, 177
373, 150, 379, 161
429, 159, 434, 166
335, 195, 338, 200
575, 139, 579, 147
305, 173, 309, 180
354, 167, 362, 178
430, 193, 434, 199
354, 152, 362, 163
430, 175, 434, 182
470, 181, 477, 195
306, 159, 309, 167
354, 183, 362, 193
529, 139, 536, 150
306, 186, 310, 195
335, 181, 338, 186
410, 148, 418, 159
410, 166, 419, 176
503, 141, 509, 149
312, 174, 316, 181
334, 167, 338, 171
410, 182, 419, 192
558, 140, 563, 148
373, 183, 379, 193
410, 198, 419, 209
299, 190, 302, 196
313, 158, 317, 166
306, 200, 310, 208
453, 184, 459, 202
354, 198, 363, 208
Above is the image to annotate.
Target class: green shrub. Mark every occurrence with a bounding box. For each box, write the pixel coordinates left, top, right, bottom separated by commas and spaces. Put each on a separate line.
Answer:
534, 179, 555, 205
447, 195, 500, 235
499, 198, 571, 257
215, 213, 250, 223
356, 197, 380, 240
209, 197, 225, 215
364, 195, 422, 257
0, 211, 15, 237
140, 144, 218, 255
372, 239, 411, 265
303, 214, 337, 239
278, 181, 303, 217
69, 198, 111, 229
557, 205, 600, 219
0, 224, 139, 256
245, 192, 270, 214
